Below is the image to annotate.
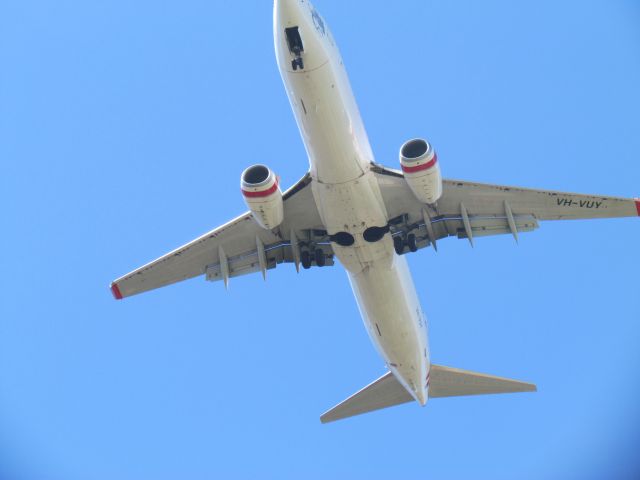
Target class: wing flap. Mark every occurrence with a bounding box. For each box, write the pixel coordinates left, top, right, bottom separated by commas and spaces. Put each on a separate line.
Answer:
420, 213, 539, 241
203, 242, 335, 283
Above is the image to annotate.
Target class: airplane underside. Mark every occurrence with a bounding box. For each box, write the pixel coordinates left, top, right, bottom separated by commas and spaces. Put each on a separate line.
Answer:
110, 0, 638, 423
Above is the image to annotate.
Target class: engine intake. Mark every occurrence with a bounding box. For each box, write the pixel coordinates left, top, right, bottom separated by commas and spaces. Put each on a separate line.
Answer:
399, 138, 442, 205
241, 164, 284, 230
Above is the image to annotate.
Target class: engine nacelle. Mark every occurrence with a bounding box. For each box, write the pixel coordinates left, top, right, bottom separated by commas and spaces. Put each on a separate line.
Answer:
241, 164, 284, 230
399, 138, 442, 205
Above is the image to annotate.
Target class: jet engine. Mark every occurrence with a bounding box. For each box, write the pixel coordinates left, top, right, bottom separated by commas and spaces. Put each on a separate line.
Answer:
399, 138, 442, 205
241, 164, 284, 230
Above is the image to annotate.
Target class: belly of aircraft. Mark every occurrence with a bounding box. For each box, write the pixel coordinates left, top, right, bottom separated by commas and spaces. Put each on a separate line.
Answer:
347, 253, 429, 404
310, 171, 429, 403
311, 172, 393, 272
280, 23, 430, 404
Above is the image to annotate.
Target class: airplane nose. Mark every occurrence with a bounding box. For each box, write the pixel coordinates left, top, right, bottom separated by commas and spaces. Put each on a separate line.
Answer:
275, 0, 301, 18
273, 0, 328, 72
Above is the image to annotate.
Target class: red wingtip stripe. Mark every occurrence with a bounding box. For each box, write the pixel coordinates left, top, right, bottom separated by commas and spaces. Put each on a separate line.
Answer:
111, 283, 123, 300
401, 153, 438, 174
635, 199, 640, 216
241, 179, 279, 198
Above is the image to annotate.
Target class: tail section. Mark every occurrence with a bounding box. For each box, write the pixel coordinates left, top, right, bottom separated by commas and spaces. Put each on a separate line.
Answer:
320, 371, 412, 424
428, 364, 537, 398
320, 364, 536, 423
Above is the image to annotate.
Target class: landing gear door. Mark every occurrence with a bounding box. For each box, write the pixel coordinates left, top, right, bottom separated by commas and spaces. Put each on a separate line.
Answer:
285, 27, 304, 70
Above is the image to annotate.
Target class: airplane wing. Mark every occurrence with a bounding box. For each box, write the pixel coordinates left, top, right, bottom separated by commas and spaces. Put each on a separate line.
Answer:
373, 164, 639, 250
111, 173, 333, 299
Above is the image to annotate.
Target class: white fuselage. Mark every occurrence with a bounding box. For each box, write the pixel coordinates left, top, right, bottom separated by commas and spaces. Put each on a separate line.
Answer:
274, 0, 429, 404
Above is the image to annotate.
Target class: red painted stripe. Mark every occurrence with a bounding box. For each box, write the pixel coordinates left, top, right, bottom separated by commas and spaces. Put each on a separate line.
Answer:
111, 283, 123, 300
401, 153, 438, 174
635, 199, 640, 216
242, 179, 279, 198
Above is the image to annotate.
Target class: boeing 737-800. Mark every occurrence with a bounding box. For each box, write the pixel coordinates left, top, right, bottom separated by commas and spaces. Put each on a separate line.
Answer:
111, 0, 639, 423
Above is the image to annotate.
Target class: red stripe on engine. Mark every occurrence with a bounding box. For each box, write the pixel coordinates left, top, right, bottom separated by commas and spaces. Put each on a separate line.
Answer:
111, 283, 123, 300
401, 153, 438, 174
635, 199, 640, 216
242, 179, 279, 198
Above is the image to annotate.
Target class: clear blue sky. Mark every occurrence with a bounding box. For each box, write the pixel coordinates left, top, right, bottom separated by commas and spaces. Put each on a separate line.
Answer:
2, 1, 640, 479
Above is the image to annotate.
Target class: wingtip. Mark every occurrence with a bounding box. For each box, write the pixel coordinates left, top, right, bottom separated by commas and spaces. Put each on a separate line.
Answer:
635, 198, 640, 216
110, 282, 123, 300
319, 411, 337, 424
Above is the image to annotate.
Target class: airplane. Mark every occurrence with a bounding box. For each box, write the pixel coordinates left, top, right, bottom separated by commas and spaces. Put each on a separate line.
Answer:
110, 0, 639, 423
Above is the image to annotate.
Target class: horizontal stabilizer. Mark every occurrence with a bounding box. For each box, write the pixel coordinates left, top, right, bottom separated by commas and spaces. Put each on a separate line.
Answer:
320, 365, 536, 423
429, 364, 537, 398
320, 371, 412, 424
